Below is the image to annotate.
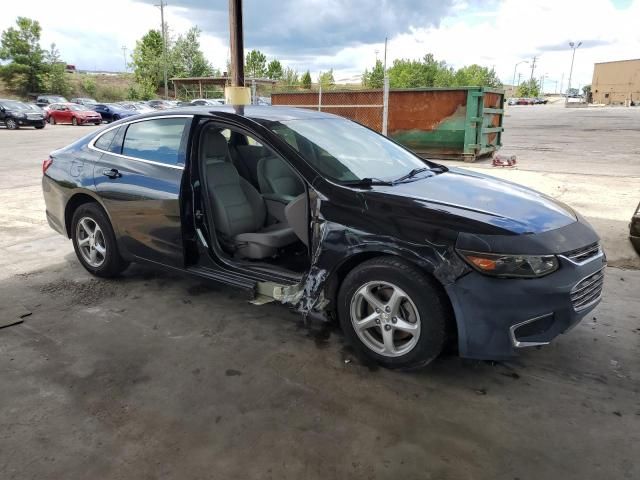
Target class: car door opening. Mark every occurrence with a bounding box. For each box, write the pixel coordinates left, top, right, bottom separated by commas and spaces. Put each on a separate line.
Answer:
197, 121, 311, 275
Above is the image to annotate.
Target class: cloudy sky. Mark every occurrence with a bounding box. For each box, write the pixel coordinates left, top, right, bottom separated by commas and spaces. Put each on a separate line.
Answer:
1, 0, 638, 90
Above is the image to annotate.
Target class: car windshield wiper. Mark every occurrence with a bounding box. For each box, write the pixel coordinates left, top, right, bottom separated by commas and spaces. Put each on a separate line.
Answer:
391, 167, 431, 184
341, 177, 394, 187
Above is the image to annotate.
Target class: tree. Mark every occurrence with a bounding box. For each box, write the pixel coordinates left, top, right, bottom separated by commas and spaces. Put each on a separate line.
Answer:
42, 43, 70, 96
516, 79, 540, 97
173, 27, 212, 78
0, 17, 45, 94
245, 49, 266, 78
266, 59, 283, 80
318, 69, 334, 89
131, 29, 167, 89
281, 66, 299, 86
453, 64, 502, 88
301, 70, 312, 89
362, 59, 384, 88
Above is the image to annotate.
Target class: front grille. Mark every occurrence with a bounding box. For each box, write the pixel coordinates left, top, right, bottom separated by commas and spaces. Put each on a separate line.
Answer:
563, 242, 601, 263
571, 268, 604, 311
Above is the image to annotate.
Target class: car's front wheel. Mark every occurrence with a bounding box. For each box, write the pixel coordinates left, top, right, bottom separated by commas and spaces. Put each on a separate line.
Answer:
72, 117, 78, 126
49, 116, 56, 125
71, 203, 129, 277
338, 257, 449, 370
5, 118, 18, 130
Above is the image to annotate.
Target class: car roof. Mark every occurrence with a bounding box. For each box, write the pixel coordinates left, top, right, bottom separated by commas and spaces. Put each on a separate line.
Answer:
132, 105, 339, 122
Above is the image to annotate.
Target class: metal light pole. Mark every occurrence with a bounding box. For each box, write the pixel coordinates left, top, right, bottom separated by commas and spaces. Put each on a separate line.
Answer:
566, 41, 582, 104
512, 60, 528, 95
229, 0, 244, 87
155, 0, 169, 99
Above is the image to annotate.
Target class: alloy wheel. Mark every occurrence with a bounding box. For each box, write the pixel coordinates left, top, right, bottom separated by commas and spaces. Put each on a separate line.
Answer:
6, 119, 17, 129
349, 281, 421, 357
76, 216, 107, 267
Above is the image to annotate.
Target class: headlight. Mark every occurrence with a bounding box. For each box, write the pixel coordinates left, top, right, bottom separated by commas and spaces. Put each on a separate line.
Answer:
458, 250, 559, 278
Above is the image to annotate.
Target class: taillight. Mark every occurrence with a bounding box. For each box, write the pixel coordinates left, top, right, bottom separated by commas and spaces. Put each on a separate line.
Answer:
42, 158, 53, 174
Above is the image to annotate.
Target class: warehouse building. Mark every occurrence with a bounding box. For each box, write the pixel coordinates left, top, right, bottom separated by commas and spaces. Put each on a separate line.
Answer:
591, 58, 640, 105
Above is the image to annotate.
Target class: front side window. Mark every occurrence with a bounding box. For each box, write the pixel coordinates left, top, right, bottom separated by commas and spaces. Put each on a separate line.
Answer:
265, 118, 429, 183
122, 117, 190, 165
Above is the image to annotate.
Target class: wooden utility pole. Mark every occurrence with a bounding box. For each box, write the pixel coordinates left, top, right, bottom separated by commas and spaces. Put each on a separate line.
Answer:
229, 0, 244, 87
155, 0, 169, 99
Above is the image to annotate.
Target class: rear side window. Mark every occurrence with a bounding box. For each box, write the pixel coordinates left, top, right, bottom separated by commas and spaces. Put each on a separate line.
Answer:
122, 118, 190, 165
94, 129, 117, 151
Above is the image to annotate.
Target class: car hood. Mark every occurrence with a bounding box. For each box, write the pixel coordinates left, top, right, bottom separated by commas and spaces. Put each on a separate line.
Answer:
363, 167, 577, 235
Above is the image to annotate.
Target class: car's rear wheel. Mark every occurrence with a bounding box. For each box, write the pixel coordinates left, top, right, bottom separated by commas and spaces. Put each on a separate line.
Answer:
71, 203, 129, 277
5, 118, 18, 130
72, 117, 78, 126
338, 257, 449, 370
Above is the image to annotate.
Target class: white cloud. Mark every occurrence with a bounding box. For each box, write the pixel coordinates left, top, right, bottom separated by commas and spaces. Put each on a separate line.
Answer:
1, 0, 638, 90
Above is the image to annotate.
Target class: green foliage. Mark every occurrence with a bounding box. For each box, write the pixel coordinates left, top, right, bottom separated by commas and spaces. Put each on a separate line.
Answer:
245, 49, 267, 78
301, 70, 312, 89
0, 17, 45, 94
42, 43, 70, 96
582, 84, 591, 95
318, 69, 335, 89
172, 27, 212, 78
280, 67, 299, 86
127, 79, 157, 100
516, 79, 540, 97
362, 60, 384, 88
131, 29, 167, 89
266, 59, 283, 80
367, 53, 503, 89
82, 76, 97, 97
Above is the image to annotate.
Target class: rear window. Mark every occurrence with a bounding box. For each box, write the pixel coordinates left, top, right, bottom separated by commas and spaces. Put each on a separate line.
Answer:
122, 118, 189, 165
94, 129, 118, 152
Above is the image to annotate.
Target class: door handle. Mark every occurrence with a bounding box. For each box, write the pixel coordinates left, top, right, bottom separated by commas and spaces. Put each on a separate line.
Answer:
102, 168, 121, 179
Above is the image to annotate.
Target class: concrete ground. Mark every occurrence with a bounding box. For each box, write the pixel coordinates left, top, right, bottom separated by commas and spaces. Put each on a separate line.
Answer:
1, 111, 639, 480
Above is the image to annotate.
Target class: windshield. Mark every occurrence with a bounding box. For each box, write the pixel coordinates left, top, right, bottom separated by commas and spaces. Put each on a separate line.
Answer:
70, 104, 90, 111
2, 101, 28, 111
266, 118, 430, 183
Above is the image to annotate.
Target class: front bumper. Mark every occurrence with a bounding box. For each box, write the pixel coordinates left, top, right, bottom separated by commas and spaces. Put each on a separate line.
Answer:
446, 249, 607, 360
80, 117, 102, 124
16, 118, 45, 127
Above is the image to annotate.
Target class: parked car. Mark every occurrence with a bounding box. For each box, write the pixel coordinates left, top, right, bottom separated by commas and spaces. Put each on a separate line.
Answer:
508, 98, 518, 106
190, 98, 224, 106
47, 103, 102, 126
36, 95, 68, 108
41, 106, 606, 370
534, 97, 549, 104
146, 99, 174, 110
630, 202, 640, 254
116, 102, 156, 114
91, 103, 136, 123
0, 99, 46, 129
70, 97, 97, 106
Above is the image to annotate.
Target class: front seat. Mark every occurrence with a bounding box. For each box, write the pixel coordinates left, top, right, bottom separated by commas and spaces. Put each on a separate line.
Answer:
204, 132, 297, 259
257, 155, 305, 199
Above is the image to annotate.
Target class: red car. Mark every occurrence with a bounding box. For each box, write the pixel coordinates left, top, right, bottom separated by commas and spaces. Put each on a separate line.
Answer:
47, 103, 102, 126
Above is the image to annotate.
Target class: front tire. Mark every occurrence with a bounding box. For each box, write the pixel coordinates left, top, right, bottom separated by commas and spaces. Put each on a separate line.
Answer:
72, 117, 78, 126
49, 116, 56, 125
71, 203, 129, 277
5, 118, 18, 130
338, 257, 449, 370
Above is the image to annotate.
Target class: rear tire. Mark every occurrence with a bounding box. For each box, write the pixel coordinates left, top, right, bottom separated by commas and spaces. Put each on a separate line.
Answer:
71, 203, 129, 278
337, 257, 449, 370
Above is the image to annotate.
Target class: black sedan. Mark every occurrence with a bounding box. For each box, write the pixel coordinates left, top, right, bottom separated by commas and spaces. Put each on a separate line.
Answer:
631, 202, 640, 254
41, 106, 606, 369
0, 99, 46, 129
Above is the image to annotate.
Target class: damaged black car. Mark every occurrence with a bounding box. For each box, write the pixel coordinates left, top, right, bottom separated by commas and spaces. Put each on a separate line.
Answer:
41, 106, 606, 369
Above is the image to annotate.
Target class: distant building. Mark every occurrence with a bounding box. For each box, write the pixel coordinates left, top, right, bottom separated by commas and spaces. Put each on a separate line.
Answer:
591, 59, 640, 105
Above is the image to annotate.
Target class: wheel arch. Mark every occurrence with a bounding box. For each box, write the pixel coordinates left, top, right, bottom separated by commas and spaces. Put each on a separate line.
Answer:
323, 250, 457, 339
64, 191, 110, 238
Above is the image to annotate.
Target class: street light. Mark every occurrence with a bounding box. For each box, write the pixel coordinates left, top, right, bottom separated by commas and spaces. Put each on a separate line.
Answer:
512, 60, 529, 94
566, 41, 582, 104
